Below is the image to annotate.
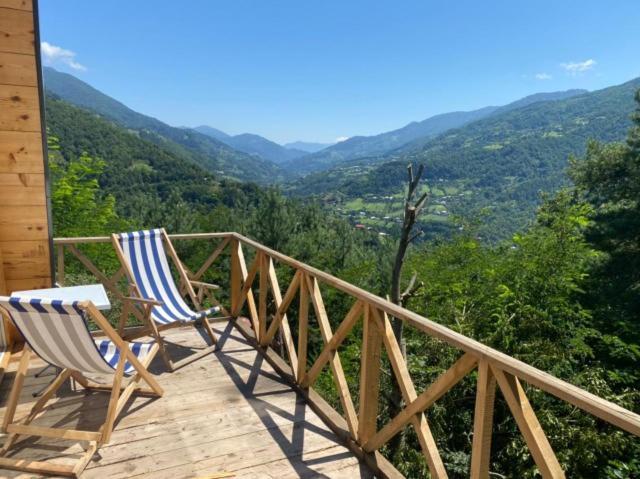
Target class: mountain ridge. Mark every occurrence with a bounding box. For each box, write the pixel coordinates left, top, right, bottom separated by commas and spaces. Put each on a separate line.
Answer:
194, 127, 307, 164
42, 67, 285, 183
285, 88, 588, 175
284, 141, 334, 153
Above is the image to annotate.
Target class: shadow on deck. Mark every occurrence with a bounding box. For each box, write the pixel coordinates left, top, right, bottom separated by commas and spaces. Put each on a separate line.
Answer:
0, 321, 373, 478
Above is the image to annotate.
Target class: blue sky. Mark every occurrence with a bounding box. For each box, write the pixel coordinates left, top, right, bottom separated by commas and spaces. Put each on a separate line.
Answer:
39, 0, 640, 144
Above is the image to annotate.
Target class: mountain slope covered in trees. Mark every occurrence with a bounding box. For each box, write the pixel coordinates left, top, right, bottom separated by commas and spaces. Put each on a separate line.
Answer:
43, 67, 285, 183
289, 77, 639, 239
45, 96, 267, 222
285, 89, 587, 174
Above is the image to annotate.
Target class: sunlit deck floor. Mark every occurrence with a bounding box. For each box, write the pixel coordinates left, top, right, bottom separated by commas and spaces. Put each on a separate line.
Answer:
0, 321, 372, 478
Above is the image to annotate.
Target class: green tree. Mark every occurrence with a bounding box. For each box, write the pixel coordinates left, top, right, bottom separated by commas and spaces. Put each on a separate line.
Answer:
49, 137, 122, 238
569, 89, 640, 390
396, 191, 638, 478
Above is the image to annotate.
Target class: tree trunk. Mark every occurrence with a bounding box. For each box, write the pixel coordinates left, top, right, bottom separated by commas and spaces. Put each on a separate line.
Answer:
387, 164, 427, 459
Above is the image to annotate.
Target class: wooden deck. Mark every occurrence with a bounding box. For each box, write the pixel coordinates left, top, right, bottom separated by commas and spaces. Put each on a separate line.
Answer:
0, 321, 373, 478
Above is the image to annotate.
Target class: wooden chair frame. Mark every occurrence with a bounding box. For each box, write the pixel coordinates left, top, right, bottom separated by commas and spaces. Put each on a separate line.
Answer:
112, 228, 228, 371
0, 315, 12, 385
0, 302, 164, 478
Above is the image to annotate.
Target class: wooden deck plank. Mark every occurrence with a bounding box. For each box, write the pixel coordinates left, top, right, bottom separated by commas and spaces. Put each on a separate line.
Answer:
0, 323, 372, 478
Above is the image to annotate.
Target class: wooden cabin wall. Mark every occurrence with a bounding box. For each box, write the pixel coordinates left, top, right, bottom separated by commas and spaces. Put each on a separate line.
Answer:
0, 0, 53, 310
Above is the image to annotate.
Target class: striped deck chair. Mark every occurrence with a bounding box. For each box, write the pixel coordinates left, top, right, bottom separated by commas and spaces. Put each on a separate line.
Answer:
112, 228, 226, 371
0, 296, 163, 477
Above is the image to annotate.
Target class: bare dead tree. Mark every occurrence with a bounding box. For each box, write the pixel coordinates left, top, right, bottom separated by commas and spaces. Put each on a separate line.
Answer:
387, 163, 427, 458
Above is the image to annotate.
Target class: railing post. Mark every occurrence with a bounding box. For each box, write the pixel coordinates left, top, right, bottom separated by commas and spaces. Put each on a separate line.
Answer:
230, 238, 241, 317
471, 360, 496, 479
297, 271, 309, 384
258, 251, 268, 345
56, 244, 65, 286
358, 304, 383, 444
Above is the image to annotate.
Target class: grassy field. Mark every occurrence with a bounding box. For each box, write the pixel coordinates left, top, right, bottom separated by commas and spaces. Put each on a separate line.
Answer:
335, 179, 470, 234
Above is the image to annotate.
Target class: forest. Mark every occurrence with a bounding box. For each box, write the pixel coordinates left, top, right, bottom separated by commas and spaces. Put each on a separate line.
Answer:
47, 90, 640, 477
289, 77, 640, 241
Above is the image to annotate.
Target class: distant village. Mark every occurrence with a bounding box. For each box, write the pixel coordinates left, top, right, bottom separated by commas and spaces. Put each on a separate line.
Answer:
323, 184, 471, 237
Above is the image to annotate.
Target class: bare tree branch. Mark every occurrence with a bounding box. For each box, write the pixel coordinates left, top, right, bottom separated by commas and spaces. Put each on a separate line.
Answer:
387, 163, 428, 458
408, 230, 423, 244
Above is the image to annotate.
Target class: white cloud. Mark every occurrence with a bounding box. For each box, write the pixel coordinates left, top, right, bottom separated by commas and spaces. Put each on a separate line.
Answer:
41, 41, 87, 71
335, 136, 349, 142
560, 59, 596, 75
535, 72, 552, 80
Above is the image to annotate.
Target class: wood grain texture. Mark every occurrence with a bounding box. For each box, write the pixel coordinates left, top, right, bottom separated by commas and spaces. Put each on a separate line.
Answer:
0, 325, 374, 479
0, 5, 51, 298
471, 360, 497, 479
0, 206, 48, 242
0, 239, 49, 280
0, 7, 34, 55
357, 305, 382, 444
0, 51, 37, 86
0, 0, 32, 11
0, 131, 43, 173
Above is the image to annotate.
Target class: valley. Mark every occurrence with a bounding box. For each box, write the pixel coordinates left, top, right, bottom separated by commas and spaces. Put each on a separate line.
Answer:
42, 66, 640, 241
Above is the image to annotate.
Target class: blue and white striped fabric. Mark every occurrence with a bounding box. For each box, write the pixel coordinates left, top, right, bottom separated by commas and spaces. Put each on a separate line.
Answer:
95, 339, 154, 375
0, 296, 153, 376
117, 229, 220, 325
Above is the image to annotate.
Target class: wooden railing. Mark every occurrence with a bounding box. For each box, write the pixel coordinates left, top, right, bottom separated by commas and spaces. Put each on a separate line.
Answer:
54, 232, 640, 479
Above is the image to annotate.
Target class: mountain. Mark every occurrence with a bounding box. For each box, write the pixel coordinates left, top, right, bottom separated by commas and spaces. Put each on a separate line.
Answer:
45, 96, 263, 214
194, 127, 307, 164
284, 89, 588, 175
192, 125, 230, 141
283, 141, 334, 153
42, 67, 285, 183
289, 77, 639, 240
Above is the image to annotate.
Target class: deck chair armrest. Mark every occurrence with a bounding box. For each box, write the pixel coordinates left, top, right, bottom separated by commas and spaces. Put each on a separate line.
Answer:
189, 280, 220, 290
121, 297, 164, 306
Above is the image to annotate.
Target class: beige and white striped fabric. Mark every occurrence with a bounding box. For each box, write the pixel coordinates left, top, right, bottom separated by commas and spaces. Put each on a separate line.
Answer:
0, 296, 153, 376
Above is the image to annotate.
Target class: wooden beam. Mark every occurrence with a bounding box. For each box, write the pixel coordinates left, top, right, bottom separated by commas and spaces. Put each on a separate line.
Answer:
258, 251, 268, 343
232, 248, 259, 316
297, 272, 309, 383
263, 259, 299, 373
371, 308, 447, 478
230, 238, 241, 315
229, 234, 640, 439
493, 367, 565, 478
67, 244, 122, 298
306, 274, 359, 439
470, 360, 497, 479
302, 300, 363, 388
230, 241, 259, 334
364, 353, 477, 451
357, 304, 382, 444
0, 458, 75, 477
56, 244, 64, 286
262, 267, 301, 347
192, 236, 230, 281
6, 424, 102, 442
232, 316, 404, 478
